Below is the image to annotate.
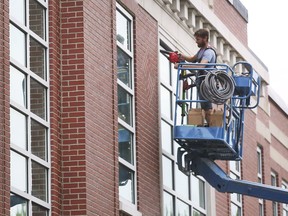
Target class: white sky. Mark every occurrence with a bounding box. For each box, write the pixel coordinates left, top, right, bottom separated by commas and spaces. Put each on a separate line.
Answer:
240, 0, 288, 106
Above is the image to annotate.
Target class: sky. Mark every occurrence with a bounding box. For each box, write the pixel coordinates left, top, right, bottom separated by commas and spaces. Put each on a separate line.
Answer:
240, 0, 288, 106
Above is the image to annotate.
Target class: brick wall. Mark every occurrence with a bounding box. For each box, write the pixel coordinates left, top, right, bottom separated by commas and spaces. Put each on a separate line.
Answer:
83, 0, 118, 215
133, 4, 161, 216
0, 0, 10, 214
213, 0, 248, 46
49, 0, 62, 214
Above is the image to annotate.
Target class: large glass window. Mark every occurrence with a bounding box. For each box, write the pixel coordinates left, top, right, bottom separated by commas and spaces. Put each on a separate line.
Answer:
160, 44, 207, 216
271, 172, 278, 216
257, 146, 264, 216
230, 160, 242, 216
117, 4, 137, 212
282, 181, 288, 216
9, 0, 50, 214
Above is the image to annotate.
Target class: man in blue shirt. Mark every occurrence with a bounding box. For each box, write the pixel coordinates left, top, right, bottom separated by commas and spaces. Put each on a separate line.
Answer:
174, 28, 217, 125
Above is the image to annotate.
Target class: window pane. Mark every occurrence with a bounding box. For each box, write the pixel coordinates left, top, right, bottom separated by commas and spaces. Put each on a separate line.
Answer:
177, 199, 190, 216
162, 155, 173, 189
30, 37, 46, 79
193, 209, 205, 216
231, 203, 241, 216
159, 52, 171, 85
10, 194, 28, 216
10, 24, 26, 66
163, 192, 174, 216
10, 0, 25, 25
10, 66, 27, 107
32, 161, 48, 202
31, 119, 47, 161
117, 47, 132, 87
176, 168, 189, 199
192, 175, 205, 209
119, 164, 135, 203
30, 78, 46, 119
161, 120, 172, 154
32, 202, 48, 216
10, 108, 27, 149
29, 0, 45, 39
118, 86, 132, 126
11, 151, 27, 192
116, 10, 131, 50
160, 85, 172, 119
118, 124, 133, 164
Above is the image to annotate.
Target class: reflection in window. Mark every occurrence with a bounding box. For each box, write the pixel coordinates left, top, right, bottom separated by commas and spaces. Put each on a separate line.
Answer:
119, 164, 135, 203
31, 119, 47, 161
32, 161, 47, 202
30, 37, 46, 79
118, 86, 132, 126
161, 120, 172, 154
11, 151, 27, 192
32, 202, 49, 216
159, 51, 171, 85
193, 209, 205, 216
177, 199, 190, 216
9, 0, 25, 25
10, 108, 27, 149
160, 85, 172, 119
117, 47, 131, 87
30, 78, 46, 120
10, 194, 27, 215
10, 65, 26, 107
175, 168, 189, 199
231, 203, 241, 216
192, 175, 205, 209
118, 124, 133, 164
116, 10, 131, 50
29, 0, 45, 39
162, 155, 173, 189
10, 24, 26, 66
163, 192, 174, 216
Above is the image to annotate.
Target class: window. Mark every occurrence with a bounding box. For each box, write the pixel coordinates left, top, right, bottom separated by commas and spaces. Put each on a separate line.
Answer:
230, 161, 242, 216
271, 172, 278, 216
160, 44, 207, 216
282, 181, 288, 216
10, 0, 50, 215
117, 4, 138, 214
257, 146, 264, 216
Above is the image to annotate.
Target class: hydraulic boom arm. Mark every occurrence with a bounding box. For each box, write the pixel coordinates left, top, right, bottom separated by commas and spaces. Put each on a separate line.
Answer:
182, 155, 288, 203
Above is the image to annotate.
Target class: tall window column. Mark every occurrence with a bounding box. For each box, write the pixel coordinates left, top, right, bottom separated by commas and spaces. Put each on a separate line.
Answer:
9, 0, 50, 215
160, 44, 207, 216
116, 3, 137, 213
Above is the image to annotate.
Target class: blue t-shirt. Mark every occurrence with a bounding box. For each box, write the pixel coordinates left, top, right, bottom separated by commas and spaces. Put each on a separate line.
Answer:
196, 48, 216, 68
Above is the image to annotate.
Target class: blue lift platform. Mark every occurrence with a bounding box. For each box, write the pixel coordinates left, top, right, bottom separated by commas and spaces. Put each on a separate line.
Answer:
174, 61, 288, 203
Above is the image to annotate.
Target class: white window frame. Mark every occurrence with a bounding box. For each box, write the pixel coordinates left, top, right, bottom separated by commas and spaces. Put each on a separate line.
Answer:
9, 0, 51, 214
282, 181, 288, 216
159, 41, 208, 216
271, 172, 279, 216
257, 146, 264, 216
116, 3, 141, 216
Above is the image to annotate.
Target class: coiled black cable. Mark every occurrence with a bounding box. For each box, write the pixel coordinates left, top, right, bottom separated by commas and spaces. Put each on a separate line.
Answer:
200, 70, 235, 104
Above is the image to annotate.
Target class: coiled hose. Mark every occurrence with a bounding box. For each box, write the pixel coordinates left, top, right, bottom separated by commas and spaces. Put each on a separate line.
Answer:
200, 70, 235, 104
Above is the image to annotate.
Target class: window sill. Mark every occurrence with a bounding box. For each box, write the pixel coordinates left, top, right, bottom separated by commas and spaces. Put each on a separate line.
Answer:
119, 200, 142, 216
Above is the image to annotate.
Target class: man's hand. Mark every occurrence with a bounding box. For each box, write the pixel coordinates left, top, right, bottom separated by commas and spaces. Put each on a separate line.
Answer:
174, 63, 179, 69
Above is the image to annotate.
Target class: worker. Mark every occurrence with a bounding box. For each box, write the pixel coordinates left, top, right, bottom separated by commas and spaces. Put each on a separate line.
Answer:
174, 28, 216, 125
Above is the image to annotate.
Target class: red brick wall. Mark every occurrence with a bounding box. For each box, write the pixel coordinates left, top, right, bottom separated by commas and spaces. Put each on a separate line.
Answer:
0, 0, 10, 214
213, 0, 248, 46
49, 0, 62, 214
83, 0, 118, 215
133, 5, 161, 216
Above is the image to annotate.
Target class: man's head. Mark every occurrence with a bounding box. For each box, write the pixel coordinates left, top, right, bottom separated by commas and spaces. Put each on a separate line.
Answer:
194, 28, 209, 48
